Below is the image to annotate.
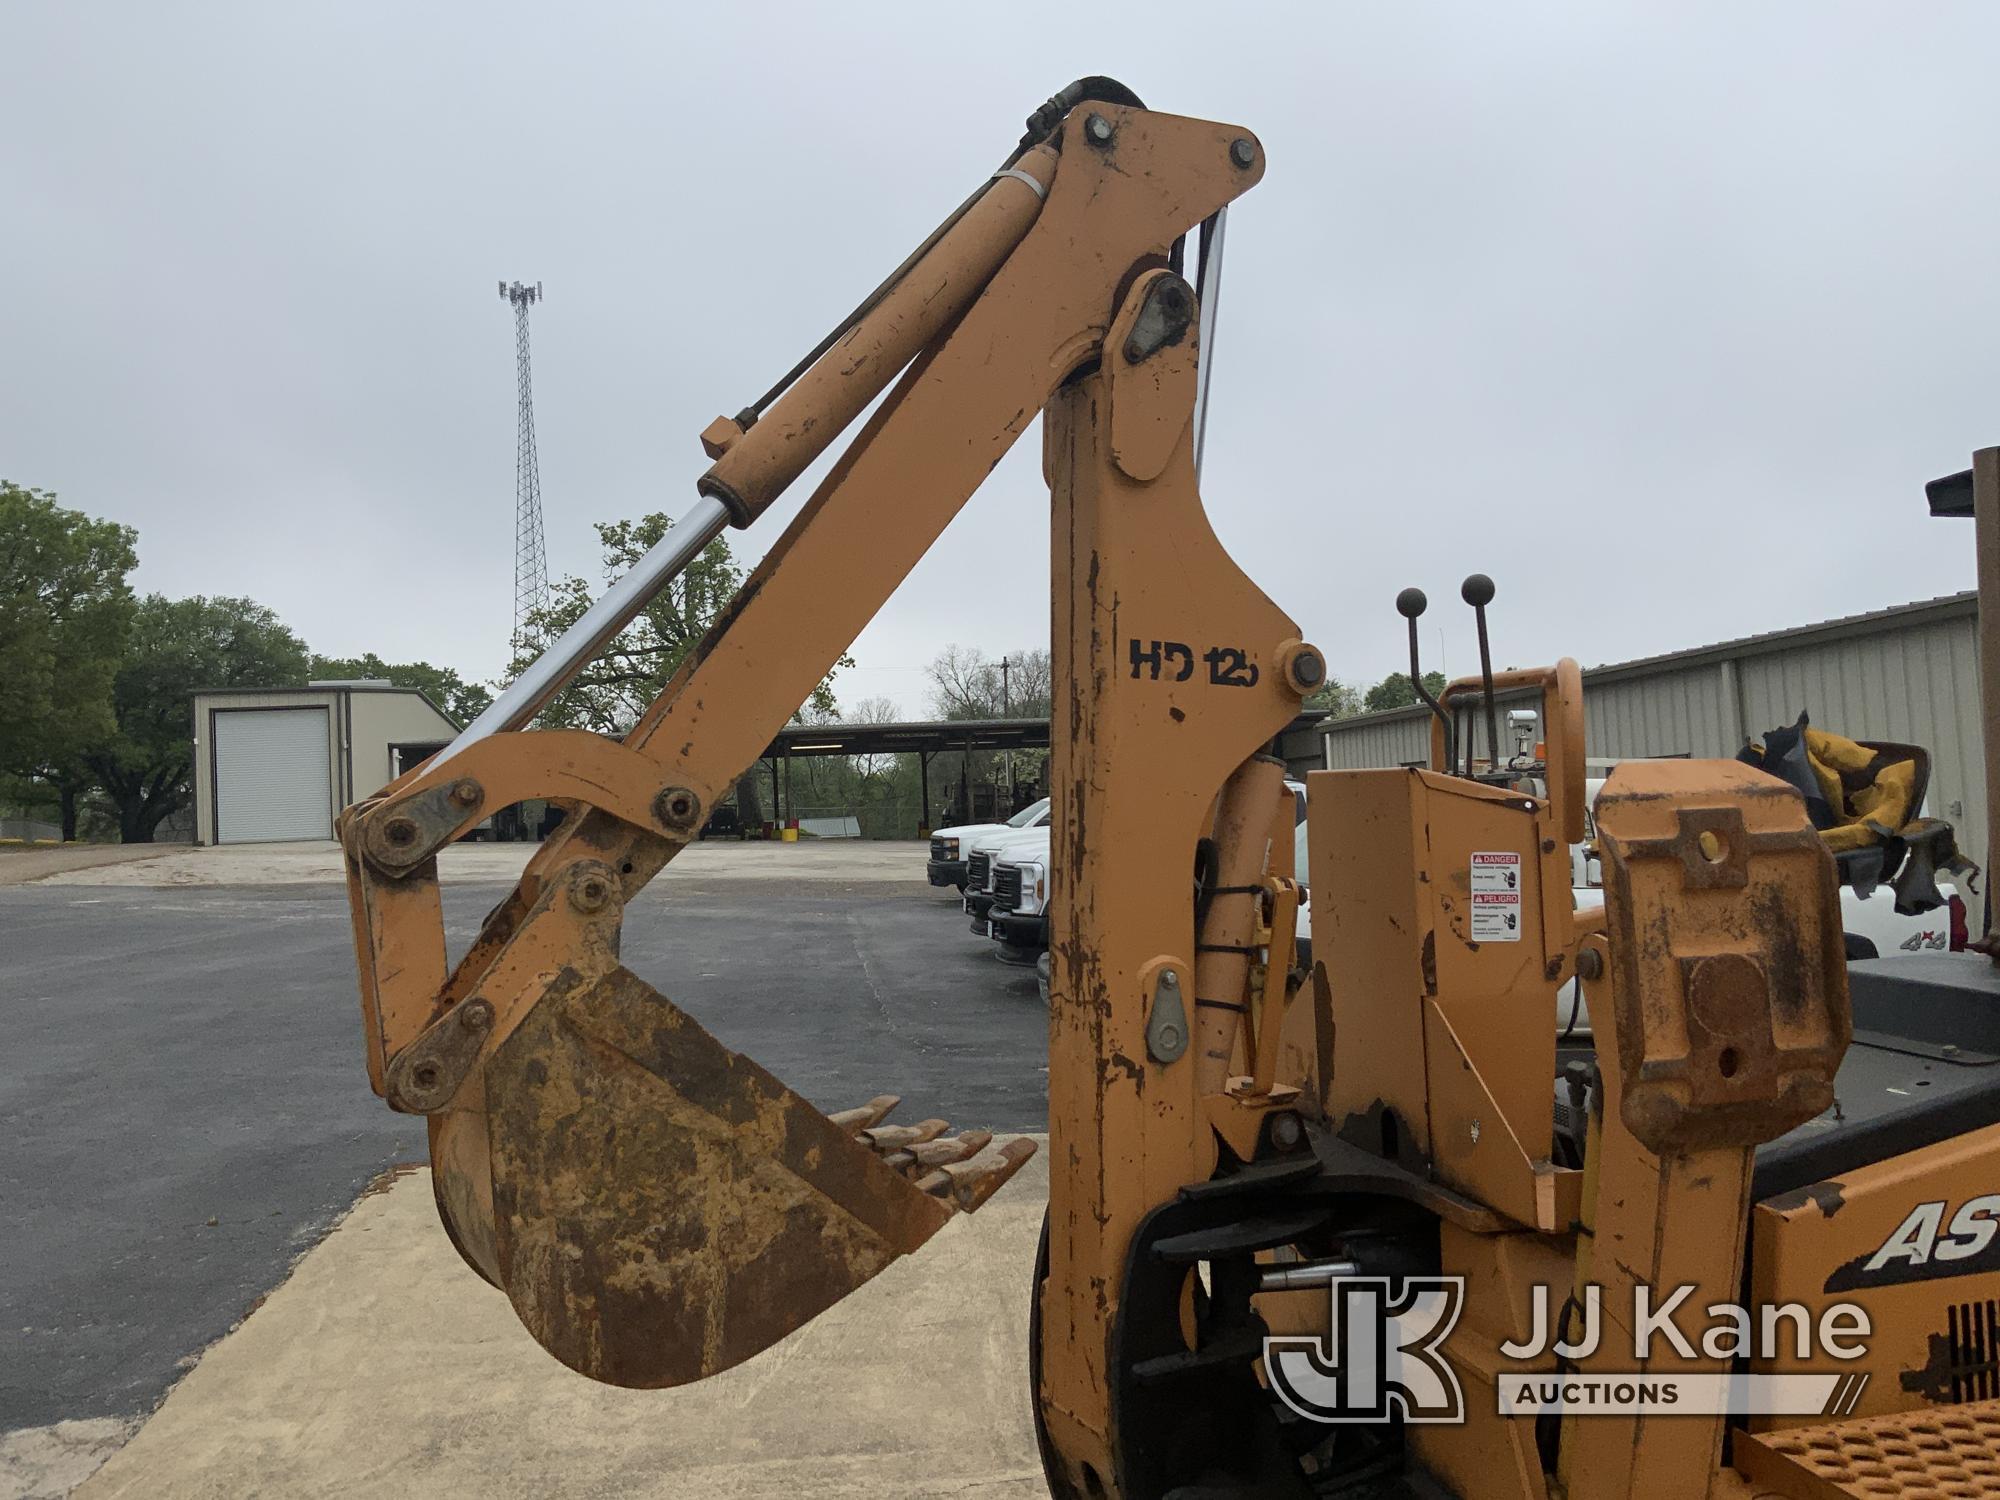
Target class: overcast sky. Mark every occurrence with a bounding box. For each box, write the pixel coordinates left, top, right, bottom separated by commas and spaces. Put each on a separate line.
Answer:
5, 4, 1994, 716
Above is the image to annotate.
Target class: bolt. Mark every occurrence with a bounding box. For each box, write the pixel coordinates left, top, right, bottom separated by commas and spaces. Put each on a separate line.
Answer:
1287, 646, 1326, 693
1230, 137, 1257, 168
1944, 1044, 1961, 1058
1159, 283, 1189, 318
571, 875, 611, 914
1576, 948, 1604, 981
460, 1000, 493, 1033
412, 1063, 440, 1090
383, 817, 418, 848
654, 786, 702, 832
1269, 1113, 1303, 1151
1156, 1023, 1182, 1050
450, 778, 481, 808
1161, 971, 1180, 991
1469, 1118, 1482, 1145
1084, 113, 1114, 145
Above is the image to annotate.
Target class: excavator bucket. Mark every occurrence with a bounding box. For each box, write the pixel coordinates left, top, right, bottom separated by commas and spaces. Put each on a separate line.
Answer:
430, 965, 1033, 1389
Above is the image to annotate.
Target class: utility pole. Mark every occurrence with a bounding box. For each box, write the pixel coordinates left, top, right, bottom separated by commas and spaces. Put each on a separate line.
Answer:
999, 656, 1013, 808
500, 280, 551, 656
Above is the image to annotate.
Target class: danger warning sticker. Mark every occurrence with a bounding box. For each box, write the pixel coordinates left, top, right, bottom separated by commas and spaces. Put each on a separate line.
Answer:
1470, 851, 1522, 942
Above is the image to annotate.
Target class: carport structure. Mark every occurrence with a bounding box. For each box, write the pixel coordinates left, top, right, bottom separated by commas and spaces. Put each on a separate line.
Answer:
758, 716, 1049, 832
754, 710, 1326, 832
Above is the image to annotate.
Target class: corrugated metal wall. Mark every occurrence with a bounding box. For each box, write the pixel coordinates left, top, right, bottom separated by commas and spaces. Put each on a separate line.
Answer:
1322, 597, 1987, 878
1319, 711, 1431, 771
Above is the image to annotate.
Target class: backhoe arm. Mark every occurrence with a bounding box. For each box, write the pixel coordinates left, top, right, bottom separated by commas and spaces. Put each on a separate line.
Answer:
340, 84, 1303, 1435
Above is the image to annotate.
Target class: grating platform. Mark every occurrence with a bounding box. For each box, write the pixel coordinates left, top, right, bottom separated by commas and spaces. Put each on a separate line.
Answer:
1734, 1400, 2000, 1497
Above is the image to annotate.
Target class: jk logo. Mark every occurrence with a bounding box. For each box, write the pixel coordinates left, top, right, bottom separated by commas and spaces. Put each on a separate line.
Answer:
1264, 1277, 1467, 1425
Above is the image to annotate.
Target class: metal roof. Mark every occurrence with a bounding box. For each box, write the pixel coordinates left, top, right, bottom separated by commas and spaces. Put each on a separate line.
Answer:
760, 709, 1327, 760
191, 682, 461, 729
1317, 591, 1979, 733
763, 716, 1050, 758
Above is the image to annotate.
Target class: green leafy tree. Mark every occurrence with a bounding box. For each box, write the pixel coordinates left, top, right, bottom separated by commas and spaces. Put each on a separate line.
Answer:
86, 595, 309, 842
307, 652, 493, 724
1303, 677, 1362, 717
0, 483, 138, 839
1363, 669, 1446, 714
510, 512, 849, 734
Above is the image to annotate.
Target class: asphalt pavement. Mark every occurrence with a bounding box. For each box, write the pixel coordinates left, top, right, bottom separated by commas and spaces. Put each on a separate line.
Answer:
1, 875, 1045, 1441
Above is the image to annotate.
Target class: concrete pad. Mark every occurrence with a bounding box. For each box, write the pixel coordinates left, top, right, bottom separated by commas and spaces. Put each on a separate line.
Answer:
0, 845, 174, 886
0, 1419, 139, 1499
77, 1149, 1050, 1499
34, 839, 934, 889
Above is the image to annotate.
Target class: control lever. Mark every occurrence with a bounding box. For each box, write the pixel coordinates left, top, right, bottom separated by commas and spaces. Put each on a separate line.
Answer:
1461, 573, 1501, 778
1396, 587, 1454, 773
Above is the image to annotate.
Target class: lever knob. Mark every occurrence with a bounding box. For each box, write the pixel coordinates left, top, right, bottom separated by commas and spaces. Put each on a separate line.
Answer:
1395, 587, 1428, 619
1460, 573, 1495, 608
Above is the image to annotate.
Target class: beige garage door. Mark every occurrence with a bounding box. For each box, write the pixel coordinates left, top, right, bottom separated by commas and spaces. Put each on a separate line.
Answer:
213, 708, 332, 842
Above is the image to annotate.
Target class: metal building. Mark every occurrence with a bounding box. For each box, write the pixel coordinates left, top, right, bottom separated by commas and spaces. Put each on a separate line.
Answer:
192, 682, 460, 845
1319, 592, 1987, 876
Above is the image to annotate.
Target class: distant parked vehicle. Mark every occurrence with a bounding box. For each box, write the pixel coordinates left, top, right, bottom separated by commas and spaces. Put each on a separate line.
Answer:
926, 797, 1049, 891
986, 826, 1051, 961
964, 823, 1051, 936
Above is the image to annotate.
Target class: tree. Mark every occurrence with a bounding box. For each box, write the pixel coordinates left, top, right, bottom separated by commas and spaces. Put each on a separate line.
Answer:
511, 512, 849, 734
0, 483, 138, 838
1303, 678, 1362, 718
922, 645, 1052, 820
924, 645, 1052, 720
846, 695, 901, 779
307, 652, 493, 724
1362, 669, 1446, 714
85, 595, 309, 842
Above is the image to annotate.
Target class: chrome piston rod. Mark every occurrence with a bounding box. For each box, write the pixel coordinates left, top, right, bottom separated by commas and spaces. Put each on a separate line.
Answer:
433, 493, 733, 766
1257, 1258, 1359, 1293
1191, 205, 1228, 483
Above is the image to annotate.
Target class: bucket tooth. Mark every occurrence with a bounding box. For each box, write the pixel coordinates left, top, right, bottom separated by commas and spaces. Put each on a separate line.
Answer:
881, 1130, 995, 1178
828, 1094, 901, 1133
862, 1119, 950, 1151
910, 1129, 994, 1169
917, 1138, 1038, 1211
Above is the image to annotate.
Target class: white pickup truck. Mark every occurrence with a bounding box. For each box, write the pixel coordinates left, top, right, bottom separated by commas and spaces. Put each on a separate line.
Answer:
984, 824, 1052, 958
1004, 782, 1310, 987
963, 822, 1053, 940
926, 797, 1049, 891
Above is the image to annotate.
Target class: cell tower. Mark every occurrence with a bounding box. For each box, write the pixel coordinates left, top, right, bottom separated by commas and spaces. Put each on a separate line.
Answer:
500, 280, 551, 653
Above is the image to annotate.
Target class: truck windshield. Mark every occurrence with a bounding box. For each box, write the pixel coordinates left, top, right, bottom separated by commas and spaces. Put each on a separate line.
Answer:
1006, 799, 1049, 829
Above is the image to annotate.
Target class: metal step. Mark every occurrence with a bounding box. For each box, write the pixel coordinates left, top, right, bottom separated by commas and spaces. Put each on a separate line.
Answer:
1734, 1399, 2000, 1497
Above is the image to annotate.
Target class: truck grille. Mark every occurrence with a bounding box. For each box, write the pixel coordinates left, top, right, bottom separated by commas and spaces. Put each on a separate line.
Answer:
994, 865, 1023, 911
930, 836, 950, 862
967, 852, 991, 890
